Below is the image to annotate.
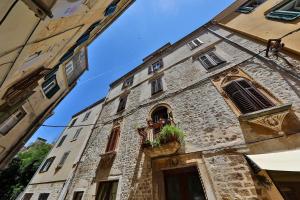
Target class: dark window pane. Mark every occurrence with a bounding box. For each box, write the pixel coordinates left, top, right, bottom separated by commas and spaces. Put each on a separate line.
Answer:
97, 180, 119, 200
73, 191, 84, 200
57, 135, 67, 147
38, 193, 49, 200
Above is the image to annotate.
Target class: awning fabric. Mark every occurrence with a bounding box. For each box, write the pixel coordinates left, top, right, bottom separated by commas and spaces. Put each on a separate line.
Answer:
246, 149, 300, 172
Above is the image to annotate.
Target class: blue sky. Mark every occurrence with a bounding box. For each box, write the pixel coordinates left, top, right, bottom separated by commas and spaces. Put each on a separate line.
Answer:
27, 0, 234, 145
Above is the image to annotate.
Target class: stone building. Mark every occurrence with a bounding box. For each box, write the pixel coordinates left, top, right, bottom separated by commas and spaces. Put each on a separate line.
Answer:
0, 0, 134, 169
20, 99, 104, 200
61, 20, 300, 200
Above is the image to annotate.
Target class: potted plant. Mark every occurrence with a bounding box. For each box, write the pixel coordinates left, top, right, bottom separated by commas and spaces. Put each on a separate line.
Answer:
143, 125, 184, 158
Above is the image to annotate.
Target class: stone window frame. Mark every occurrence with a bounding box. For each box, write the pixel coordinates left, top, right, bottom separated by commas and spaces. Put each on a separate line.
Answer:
72, 190, 85, 200
122, 76, 134, 89
0, 107, 26, 136
105, 119, 122, 153
39, 156, 55, 173
148, 58, 164, 74
147, 103, 174, 123
211, 68, 281, 117
82, 111, 91, 122
96, 178, 121, 200
187, 37, 204, 50
57, 151, 71, 169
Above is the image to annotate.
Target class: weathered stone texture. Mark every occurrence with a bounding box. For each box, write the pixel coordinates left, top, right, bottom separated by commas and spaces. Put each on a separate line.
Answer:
24, 182, 64, 200
65, 24, 300, 200
203, 154, 258, 200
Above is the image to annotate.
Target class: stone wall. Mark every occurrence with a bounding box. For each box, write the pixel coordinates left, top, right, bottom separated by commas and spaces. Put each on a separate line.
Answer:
23, 182, 64, 200
65, 24, 300, 200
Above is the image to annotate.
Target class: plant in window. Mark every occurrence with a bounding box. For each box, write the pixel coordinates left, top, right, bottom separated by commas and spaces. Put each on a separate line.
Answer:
159, 125, 185, 144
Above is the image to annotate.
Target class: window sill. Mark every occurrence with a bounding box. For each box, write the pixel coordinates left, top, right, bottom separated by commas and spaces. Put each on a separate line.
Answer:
100, 151, 117, 157
239, 104, 292, 121
151, 90, 164, 99
238, 104, 292, 133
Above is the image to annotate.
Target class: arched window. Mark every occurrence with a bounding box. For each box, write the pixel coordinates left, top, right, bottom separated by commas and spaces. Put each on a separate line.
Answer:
223, 78, 274, 114
149, 105, 173, 134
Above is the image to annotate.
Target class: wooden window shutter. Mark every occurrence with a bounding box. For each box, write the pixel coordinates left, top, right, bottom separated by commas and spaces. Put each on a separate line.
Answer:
117, 96, 127, 112
105, 127, 120, 152
208, 52, 224, 65
58, 152, 70, 167
56, 135, 67, 147
224, 79, 274, 114
199, 55, 214, 69
151, 78, 163, 95
148, 66, 153, 74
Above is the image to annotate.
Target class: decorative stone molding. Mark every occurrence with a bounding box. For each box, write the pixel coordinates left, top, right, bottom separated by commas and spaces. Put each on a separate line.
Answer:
239, 104, 292, 133
143, 141, 181, 158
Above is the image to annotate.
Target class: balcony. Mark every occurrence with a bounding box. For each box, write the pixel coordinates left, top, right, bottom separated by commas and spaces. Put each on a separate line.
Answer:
137, 119, 184, 158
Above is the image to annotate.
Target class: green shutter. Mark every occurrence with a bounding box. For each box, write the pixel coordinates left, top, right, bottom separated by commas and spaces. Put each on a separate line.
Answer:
236, 6, 255, 14
266, 10, 300, 21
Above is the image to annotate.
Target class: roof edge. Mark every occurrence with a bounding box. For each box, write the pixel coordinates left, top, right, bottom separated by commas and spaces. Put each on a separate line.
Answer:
72, 97, 105, 118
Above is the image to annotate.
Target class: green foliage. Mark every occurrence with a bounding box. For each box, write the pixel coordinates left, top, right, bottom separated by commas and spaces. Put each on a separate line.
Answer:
0, 142, 52, 200
159, 125, 185, 144
143, 125, 185, 148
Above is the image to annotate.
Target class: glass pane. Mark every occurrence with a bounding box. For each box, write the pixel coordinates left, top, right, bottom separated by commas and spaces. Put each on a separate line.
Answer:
187, 173, 206, 200
165, 175, 181, 200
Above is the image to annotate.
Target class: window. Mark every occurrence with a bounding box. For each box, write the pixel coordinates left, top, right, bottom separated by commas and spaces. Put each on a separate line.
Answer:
97, 180, 119, 200
199, 51, 225, 70
22, 193, 33, 200
39, 157, 55, 173
57, 151, 70, 168
148, 59, 163, 74
223, 79, 274, 114
72, 128, 83, 141
117, 96, 127, 113
187, 38, 203, 49
56, 135, 67, 147
65, 61, 74, 76
38, 193, 49, 200
0, 108, 26, 135
69, 118, 77, 128
73, 191, 84, 200
236, 0, 266, 13
104, 0, 120, 16
151, 77, 163, 95
266, 0, 300, 21
122, 76, 134, 89
106, 126, 120, 153
42, 67, 60, 99
82, 111, 91, 121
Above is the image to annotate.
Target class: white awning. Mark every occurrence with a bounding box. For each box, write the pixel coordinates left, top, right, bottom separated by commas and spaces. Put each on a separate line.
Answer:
246, 149, 300, 172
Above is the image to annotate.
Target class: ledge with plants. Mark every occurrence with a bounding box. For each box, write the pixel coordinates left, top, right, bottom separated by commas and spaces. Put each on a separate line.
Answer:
142, 125, 185, 158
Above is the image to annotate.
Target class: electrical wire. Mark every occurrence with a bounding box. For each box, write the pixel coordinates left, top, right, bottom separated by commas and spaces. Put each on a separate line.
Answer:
40, 26, 300, 147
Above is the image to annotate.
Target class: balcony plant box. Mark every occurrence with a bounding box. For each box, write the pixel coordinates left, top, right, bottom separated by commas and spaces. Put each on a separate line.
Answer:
143, 140, 181, 158
142, 125, 184, 158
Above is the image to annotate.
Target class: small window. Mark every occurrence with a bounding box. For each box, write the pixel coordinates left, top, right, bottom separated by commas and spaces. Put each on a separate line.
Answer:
38, 193, 49, 200
187, 38, 203, 50
69, 118, 77, 128
117, 96, 127, 113
199, 51, 225, 70
148, 59, 163, 74
97, 180, 119, 200
236, 0, 266, 13
223, 79, 274, 114
73, 191, 84, 200
42, 67, 60, 99
65, 61, 74, 76
82, 111, 91, 121
22, 193, 33, 200
122, 76, 134, 89
57, 151, 70, 168
0, 108, 26, 135
151, 77, 163, 95
72, 128, 83, 141
56, 135, 67, 148
266, 0, 300, 21
106, 126, 120, 153
39, 157, 55, 173
104, 0, 120, 16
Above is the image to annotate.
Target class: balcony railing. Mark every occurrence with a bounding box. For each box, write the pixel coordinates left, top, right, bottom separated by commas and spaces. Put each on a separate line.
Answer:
137, 118, 175, 144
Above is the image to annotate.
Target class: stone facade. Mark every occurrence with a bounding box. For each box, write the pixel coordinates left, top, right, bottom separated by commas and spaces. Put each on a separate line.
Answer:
64, 23, 300, 200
